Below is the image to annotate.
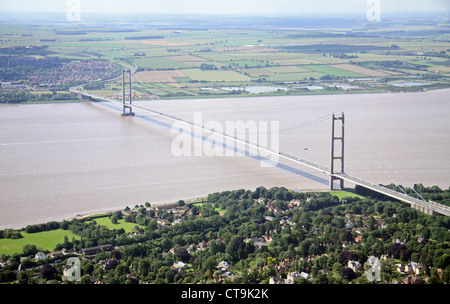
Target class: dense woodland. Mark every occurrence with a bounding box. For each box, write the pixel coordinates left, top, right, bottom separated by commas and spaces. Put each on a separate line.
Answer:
0, 184, 449, 284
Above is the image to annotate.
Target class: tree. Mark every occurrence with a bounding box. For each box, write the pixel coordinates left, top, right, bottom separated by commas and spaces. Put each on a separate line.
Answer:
339, 250, 358, 265
176, 250, 191, 263
22, 244, 38, 256
341, 267, 356, 281
41, 264, 57, 280
80, 274, 92, 284
138, 259, 150, 277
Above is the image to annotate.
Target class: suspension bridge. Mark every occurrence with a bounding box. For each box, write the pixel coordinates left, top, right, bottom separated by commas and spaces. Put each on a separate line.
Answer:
71, 68, 450, 216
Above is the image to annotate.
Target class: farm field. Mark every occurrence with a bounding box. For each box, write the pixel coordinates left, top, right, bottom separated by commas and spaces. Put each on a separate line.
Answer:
0, 230, 80, 255
133, 70, 187, 83
181, 68, 252, 82
0, 14, 449, 100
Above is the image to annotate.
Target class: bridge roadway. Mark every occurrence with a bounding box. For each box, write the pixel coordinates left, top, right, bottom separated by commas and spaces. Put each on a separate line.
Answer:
72, 88, 450, 216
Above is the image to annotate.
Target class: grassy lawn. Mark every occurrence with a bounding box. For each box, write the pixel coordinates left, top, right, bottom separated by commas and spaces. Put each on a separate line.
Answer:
0, 230, 80, 255
330, 190, 365, 201
86, 216, 143, 233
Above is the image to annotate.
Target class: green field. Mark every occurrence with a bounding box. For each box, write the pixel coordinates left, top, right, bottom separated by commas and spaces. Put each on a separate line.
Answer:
134, 57, 192, 69
1, 15, 449, 100
301, 65, 366, 77
85, 216, 144, 233
0, 230, 80, 255
181, 68, 252, 82
330, 190, 365, 201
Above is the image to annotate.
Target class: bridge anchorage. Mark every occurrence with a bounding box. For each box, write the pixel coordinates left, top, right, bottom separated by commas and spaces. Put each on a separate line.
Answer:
330, 112, 345, 191
121, 68, 135, 117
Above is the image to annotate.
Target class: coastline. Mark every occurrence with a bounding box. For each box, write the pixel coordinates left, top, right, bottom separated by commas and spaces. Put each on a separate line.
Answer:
2, 195, 208, 231
3, 86, 450, 106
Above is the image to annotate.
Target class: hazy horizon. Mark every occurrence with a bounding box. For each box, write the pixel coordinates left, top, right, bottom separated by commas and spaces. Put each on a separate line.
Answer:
1, 0, 449, 15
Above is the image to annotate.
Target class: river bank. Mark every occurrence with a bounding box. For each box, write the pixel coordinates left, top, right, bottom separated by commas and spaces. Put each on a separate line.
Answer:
1, 89, 449, 229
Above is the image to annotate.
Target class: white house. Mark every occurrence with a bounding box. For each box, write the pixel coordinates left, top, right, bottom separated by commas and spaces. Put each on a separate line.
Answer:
348, 260, 362, 272
405, 262, 423, 275
287, 271, 301, 282
217, 261, 230, 271
34, 252, 47, 261
300, 272, 311, 280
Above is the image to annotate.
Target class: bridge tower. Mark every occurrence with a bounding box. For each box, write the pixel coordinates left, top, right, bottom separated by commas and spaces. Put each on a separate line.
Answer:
122, 68, 135, 116
330, 112, 345, 190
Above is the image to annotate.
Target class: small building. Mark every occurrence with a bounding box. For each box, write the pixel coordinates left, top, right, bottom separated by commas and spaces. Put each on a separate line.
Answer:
157, 218, 171, 227
269, 276, 283, 284
217, 261, 230, 272
405, 262, 423, 275
173, 261, 187, 270
287, 271, 301, 282
348, 260, 362, 272
81, 244, 114, 256
300, 272, 311, 280
34, 252, 47, 261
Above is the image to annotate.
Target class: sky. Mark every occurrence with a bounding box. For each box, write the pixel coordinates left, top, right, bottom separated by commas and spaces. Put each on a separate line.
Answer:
0, 0, 449, 15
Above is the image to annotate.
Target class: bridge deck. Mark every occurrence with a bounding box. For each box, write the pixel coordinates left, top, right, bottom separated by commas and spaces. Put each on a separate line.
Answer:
334, 173, 450, 216
72, 88, 450, 216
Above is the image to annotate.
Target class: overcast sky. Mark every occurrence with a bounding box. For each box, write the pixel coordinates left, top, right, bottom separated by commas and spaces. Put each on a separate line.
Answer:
0, 0, 449, 15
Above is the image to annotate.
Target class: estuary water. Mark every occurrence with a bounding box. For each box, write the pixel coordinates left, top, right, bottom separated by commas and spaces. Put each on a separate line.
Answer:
1, 89, 449, 229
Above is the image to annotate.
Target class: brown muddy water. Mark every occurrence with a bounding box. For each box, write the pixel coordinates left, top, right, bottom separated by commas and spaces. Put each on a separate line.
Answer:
1, 89, 449, 229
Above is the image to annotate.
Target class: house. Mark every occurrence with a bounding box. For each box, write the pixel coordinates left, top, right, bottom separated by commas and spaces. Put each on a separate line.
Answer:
417, 237, 426, 244
300, 272, 311, 280
269, 276, 283, 284
34, 252, 47, 261
198, 241, 210, 251
81, 244, 114, 256
246, 237, 266, 248
217, 261, 230, 272
393, 238, 406, 245
405, 262, 423, 275
289, 199, 301, 208
348, 260, 362, 272
263, 235, 273, 243
173, 261, 187, 270
172, 218, 183, 225
287, 272, 302, 282
157, 218, 171, 227
403, 275, 424, 284
186, 243, 197, 254
396, 263, 406, 273
50, 248, 67, 258
264, 216, 275, 222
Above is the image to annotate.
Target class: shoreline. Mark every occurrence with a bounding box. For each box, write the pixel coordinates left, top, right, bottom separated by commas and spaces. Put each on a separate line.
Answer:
2, 86, 450, 105
1, 188, 332, 230
1, 195, 210, 231
1, 88, 449, 230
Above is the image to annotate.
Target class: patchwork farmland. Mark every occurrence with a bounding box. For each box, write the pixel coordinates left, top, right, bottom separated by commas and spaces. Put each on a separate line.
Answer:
1, 15, 449, 100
